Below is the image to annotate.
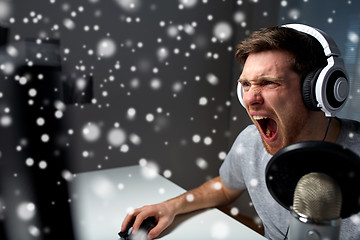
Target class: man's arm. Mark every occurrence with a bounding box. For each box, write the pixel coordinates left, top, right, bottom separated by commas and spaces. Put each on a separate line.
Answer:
121, 176, 244, 240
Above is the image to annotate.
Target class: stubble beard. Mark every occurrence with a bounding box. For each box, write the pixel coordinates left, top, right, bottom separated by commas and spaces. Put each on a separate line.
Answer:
260, 114, 310, 156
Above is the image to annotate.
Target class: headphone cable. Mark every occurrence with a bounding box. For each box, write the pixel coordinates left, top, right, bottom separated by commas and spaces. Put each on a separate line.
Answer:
322, 117, 332, 141
282, 117, 332, 239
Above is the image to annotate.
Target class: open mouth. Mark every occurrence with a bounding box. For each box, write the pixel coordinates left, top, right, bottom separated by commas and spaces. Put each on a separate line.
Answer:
253, 116, 278, 140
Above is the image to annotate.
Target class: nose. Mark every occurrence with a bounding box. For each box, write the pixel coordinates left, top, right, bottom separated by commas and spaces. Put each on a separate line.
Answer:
243, 85, 264, 107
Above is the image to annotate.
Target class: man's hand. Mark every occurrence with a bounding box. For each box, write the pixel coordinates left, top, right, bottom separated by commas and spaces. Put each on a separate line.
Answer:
120, 176, 244, 239
121, 202, 176, 240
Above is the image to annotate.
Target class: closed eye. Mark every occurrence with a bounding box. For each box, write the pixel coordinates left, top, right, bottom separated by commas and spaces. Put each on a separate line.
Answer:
262, 80, 280, 87
264, 81, 275, 85
240, 81, 250, 87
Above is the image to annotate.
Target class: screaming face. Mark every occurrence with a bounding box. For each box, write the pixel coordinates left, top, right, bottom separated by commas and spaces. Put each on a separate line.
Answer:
239, 50, 314, 155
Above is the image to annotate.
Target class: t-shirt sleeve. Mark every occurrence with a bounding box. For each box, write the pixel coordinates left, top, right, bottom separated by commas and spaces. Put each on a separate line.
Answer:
219, 125, 257, 190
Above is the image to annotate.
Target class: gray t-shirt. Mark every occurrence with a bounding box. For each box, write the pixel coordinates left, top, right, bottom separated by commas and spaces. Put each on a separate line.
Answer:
219, 118, 360, 239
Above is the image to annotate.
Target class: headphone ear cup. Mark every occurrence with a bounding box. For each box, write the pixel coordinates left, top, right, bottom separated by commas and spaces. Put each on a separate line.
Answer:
237, 82, 245, 108
302, 69, 322, 111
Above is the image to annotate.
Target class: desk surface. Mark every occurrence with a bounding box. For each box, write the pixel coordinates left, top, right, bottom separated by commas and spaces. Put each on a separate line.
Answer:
69, 165, 266, 240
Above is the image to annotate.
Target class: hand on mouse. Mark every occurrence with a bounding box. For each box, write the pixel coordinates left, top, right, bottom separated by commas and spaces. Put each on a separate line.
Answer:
120, 201, 176, 240
120, 177, 242, 239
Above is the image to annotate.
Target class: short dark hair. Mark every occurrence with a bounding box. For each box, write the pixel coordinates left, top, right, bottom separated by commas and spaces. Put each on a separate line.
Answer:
235, 26, 327, 81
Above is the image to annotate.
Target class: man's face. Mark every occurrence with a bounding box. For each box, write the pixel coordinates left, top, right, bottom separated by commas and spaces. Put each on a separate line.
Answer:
239, 50, 312, 155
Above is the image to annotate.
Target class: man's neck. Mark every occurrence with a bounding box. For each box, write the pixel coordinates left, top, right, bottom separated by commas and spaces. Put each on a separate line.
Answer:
322, 117, 341, 143
303, 114, 341, 143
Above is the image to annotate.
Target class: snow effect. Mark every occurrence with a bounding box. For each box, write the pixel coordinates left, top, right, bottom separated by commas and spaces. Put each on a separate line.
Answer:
28, 225, 41, 237
82, 123, 101, 142
17, 202, 36, 221
91, 176, 116, 199
213, 22, 233, 42
348, 32, 359, 44
211, 221, 229, 239
0, 114, 11, 127
230, 207, 239, 216
196, 157, 208, 170
0, 1, 12, 22
96, 38, 117, 58
140, 159, 159, 179
107, 127, 127, 147
186, 193, 195, 202
163, 169, 172, 178
0, 0, 359, 238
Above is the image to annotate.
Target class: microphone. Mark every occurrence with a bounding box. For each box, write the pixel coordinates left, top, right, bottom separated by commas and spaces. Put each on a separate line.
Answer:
287, 172, 342, 240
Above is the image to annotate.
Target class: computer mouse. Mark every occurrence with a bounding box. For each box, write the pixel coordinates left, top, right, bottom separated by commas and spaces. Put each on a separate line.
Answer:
118, 217, 157, 240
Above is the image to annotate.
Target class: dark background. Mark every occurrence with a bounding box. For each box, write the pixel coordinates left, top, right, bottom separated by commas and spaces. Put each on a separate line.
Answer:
0, 0, 360, 239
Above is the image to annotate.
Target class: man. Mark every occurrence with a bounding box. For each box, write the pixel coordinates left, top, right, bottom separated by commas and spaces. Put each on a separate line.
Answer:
121, 25, 360, 239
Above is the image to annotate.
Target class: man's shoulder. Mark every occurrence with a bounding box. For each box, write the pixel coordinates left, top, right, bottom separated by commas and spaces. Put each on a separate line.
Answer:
238, 124, 261, 140
241, 124, 259, 134
234, 124, 264, 150
340, 118, 360, 133
338, 118, 360, 155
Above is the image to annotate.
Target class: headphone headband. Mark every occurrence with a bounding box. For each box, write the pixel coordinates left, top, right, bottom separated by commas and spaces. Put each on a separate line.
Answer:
282, 23, 341, 57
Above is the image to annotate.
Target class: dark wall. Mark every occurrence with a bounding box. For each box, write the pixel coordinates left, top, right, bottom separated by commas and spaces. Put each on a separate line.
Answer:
1, 0, 360, 239
2, 0, 245, 190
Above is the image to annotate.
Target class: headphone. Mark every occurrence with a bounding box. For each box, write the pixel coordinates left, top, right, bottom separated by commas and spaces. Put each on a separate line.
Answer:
237, 23, 349, 117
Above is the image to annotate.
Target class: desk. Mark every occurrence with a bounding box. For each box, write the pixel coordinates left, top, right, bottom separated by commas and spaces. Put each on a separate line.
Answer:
69, 165, 266, 240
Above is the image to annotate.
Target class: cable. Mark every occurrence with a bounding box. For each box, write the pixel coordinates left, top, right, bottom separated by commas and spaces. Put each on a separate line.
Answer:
282, 118, 332, 239
322, 117, 332, 141
283, 225, 289, 239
